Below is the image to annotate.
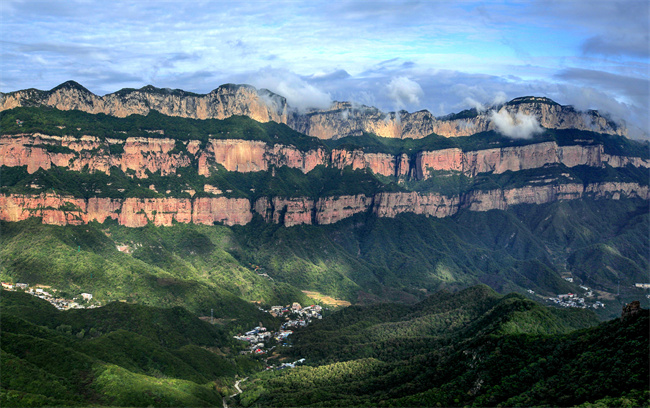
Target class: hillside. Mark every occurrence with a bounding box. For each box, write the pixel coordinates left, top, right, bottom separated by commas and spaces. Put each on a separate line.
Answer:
235, 287, 648, 407
2, 198, 647, 320
0, 218, 314, 327
0, 291, 263, 407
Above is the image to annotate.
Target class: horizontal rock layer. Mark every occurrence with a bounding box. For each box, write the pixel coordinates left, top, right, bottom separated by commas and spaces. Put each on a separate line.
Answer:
2, 134, 647, 180
2, 182, 647, 227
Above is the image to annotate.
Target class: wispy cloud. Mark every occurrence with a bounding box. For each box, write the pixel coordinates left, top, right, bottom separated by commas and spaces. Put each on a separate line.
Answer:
248, 68, 332, 112
0, 0, 647, 136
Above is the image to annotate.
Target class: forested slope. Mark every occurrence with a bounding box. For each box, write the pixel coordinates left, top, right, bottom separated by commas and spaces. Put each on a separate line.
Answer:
237, 287, 648, 407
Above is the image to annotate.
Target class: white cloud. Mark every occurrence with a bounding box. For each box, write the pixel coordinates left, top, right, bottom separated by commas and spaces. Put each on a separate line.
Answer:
249, 69, 332, 112
489, 109, 544, 139
491, 91, 507, 106
463, 96, 485, 112
386, 76, 423, 109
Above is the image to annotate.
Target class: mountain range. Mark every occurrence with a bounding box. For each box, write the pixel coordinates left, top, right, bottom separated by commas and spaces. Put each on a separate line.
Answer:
1, 81, 649, 407
1, 82, 648, 314
1, 81, 625, 139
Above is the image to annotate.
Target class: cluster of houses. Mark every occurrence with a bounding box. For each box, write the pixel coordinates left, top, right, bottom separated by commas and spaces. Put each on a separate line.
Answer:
269, 302, 323, 326
234, 326, 276, 355
267, 358, 306, 371
1, 282, 97, 310
546, 291, 604, 309
234, 302, 323, 357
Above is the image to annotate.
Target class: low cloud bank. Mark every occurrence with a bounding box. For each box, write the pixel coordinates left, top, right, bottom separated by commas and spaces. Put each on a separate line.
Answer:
489, 110, 544, 139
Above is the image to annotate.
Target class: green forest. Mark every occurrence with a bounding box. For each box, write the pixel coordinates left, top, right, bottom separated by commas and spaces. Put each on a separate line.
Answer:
2, 285, 647, 407
235, 287, 648, 408
1, 290, 265, 407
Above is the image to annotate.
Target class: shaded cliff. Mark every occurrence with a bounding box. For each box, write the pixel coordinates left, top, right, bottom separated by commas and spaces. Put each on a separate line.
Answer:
1, 82, 625, 139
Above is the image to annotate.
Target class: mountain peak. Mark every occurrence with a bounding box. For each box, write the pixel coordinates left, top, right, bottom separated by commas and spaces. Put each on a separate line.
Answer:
51, 80, 90, 93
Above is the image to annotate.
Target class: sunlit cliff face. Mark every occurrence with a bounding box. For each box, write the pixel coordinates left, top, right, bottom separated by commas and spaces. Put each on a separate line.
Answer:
1, 83, 626, 140
1, 132, 648, 228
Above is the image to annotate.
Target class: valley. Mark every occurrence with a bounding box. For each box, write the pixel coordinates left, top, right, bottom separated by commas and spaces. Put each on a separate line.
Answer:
0, 83, 648, 407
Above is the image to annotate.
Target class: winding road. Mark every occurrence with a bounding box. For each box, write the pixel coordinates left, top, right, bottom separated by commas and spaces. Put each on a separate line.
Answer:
223, 377, 247, 408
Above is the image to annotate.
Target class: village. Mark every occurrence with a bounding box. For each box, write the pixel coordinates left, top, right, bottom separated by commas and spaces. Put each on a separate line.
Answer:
534, 280, 606, 309
1, 282, 98, 310
233, 302, 323, 370
545, 292, 605, 309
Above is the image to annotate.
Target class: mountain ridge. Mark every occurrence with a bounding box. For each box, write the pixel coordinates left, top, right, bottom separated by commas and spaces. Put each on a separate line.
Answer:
1, 81, 626, 139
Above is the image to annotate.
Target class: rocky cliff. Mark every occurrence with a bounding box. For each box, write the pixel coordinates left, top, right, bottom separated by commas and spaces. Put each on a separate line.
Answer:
2, 182, 647, 228
1, 81, 289, 124
3, 133, 647, 180
1, 82, 626, 139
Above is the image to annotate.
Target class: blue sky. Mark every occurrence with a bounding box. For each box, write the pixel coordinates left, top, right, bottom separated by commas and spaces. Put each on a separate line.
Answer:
1, 0, 648, 137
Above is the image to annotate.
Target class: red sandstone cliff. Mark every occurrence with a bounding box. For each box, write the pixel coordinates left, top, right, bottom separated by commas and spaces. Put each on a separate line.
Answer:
2, 182, 647, 228
3, 134, 646, 181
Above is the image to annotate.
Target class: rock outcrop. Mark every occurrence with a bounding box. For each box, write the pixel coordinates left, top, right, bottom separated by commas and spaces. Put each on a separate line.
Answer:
2, 182, 647, 228
621, 301, 643, 320
1, 82, 626, 139
1, 85, 645, 228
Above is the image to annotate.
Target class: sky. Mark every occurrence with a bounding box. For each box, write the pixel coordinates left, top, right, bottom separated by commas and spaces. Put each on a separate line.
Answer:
1, 0, 649, 137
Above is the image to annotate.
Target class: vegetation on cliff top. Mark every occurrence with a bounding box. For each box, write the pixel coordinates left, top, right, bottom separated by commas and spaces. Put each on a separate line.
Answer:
1, 106, 325, 150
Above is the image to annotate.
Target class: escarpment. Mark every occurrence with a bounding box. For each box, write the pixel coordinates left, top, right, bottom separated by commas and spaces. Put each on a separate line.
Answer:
2, 134, 647, 181
1, 83, 626, 139
1, 89, 647, 228
2, 182, 648, 228
1, 129, 648, 227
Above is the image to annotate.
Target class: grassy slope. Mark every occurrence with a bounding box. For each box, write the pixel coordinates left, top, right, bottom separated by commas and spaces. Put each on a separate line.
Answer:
231, 199, 648, 317
238, 287, 647, 408
0, 218, 312, 330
